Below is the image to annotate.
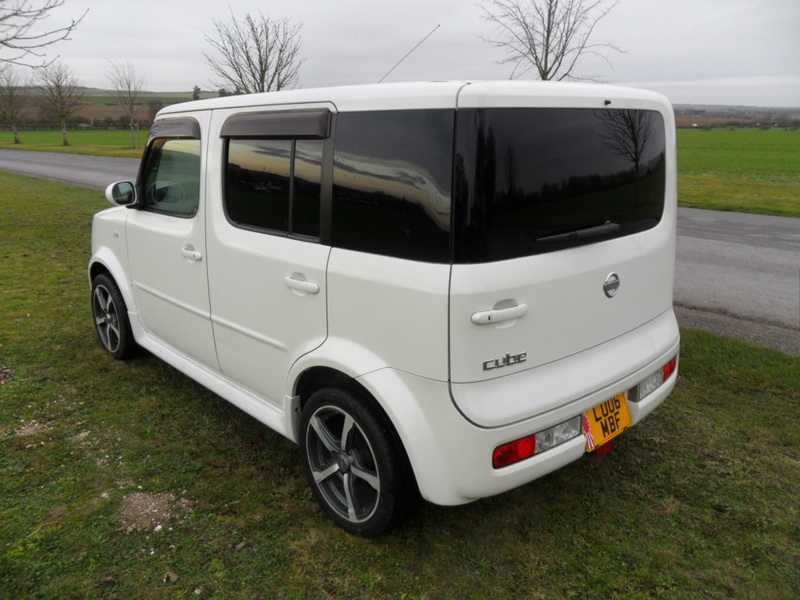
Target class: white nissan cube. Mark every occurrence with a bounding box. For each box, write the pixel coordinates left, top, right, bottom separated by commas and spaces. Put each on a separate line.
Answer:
90, 81, 680, 536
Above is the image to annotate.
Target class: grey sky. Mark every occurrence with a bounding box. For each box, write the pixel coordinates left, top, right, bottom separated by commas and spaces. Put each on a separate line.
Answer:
17, 0, 800, 106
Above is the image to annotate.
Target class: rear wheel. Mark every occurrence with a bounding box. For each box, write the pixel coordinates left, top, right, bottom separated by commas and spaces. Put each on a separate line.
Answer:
300, 387, 419, 537
91, 274, 138, 360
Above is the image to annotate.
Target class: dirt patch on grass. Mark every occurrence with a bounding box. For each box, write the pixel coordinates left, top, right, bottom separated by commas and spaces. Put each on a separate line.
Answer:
15, 420, 48, 437
119, 492, 194, 533
0, 365, 12, 385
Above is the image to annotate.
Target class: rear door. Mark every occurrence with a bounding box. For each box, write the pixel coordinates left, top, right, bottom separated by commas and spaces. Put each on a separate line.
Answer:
205, 106, 333, 407
449, 101, 675, 389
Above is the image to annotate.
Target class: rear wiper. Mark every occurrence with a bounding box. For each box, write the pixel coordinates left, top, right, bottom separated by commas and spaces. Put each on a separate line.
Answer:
536, 221, 620, 243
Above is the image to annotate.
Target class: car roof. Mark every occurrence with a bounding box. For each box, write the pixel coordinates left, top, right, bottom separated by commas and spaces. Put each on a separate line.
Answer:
158, 80, 671, 116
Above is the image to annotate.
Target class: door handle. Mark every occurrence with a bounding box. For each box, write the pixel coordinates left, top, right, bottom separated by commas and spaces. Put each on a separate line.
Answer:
181, 247, 203, 261
284, 276, 320, 294
471, 303, 528, 325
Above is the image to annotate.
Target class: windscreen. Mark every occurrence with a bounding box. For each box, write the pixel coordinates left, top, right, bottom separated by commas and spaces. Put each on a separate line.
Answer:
453, 108, 666, 263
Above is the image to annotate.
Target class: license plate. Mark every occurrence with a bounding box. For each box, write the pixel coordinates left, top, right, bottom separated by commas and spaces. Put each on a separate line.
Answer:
584, 393, 632, 451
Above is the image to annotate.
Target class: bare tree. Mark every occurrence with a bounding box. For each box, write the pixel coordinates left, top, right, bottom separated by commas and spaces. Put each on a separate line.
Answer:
0, 65, 29, 142
0, 0, 87, 67
479, 0, 622, 81
597, 109, 654, 177
203, 10, 305, 94
107, 60, 146, 149
34, 60, 83, 145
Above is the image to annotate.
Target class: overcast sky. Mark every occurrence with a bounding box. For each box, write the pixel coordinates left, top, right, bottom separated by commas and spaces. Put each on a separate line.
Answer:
17, 0, 800, 107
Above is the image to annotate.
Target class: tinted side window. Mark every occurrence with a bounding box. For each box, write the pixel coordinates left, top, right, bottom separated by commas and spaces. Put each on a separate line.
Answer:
454, 108, 666, 263
141, 138, 201, 218
332, 110, 454, 263
293, 140, 323, 238
225, 138, 323, 237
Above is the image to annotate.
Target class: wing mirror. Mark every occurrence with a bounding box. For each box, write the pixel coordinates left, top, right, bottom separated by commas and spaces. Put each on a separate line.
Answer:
105, 181, 137, 206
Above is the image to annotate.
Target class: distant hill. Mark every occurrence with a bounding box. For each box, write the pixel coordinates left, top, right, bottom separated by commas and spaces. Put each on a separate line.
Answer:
673, 104, 800, 128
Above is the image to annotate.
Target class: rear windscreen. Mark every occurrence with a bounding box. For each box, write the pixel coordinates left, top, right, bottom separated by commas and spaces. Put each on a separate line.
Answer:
453, 108, 666, 263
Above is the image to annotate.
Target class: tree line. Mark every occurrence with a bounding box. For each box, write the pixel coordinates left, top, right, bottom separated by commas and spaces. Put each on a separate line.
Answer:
0, 60, 148, 147
1, 0, 622, 147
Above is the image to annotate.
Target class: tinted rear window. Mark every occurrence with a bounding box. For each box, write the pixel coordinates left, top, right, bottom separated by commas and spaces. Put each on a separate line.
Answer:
453, 108, 666, 263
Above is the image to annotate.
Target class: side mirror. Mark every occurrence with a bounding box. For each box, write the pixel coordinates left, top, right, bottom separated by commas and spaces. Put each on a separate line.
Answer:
105, 181, 136, 206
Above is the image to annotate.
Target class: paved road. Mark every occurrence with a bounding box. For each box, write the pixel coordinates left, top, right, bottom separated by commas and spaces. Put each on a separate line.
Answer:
0, 149, 138, 190
676, 207, 799, 331
2, 148, 798, 345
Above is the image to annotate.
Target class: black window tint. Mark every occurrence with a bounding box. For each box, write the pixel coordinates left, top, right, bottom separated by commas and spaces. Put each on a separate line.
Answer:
454, 108, 666, 263
226, 139, 292, 232
141, 138, 201, 218
332, 110, 453, 263
292, 140, 323, 238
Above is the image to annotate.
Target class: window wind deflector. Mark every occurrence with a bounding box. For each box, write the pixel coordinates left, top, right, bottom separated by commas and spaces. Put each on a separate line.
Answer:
221, 109, 331, 139
536, 221, 620, 243
148, 117, 201, 141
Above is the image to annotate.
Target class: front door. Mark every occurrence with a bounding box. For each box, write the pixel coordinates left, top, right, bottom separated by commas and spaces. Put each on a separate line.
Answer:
125, 112, 218, 369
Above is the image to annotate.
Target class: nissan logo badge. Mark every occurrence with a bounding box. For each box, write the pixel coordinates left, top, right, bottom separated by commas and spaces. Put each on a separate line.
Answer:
603, 272, 620, 298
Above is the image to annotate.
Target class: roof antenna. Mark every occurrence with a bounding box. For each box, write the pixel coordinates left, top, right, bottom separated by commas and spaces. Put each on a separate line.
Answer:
378, 24, 441, 83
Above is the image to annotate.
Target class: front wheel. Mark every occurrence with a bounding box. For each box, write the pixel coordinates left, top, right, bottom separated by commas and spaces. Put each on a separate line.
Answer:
91, 274, 138, 360
300, 387, 419, 537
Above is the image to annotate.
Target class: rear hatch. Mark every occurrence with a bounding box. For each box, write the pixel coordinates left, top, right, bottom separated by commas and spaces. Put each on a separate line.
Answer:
449, 229, 675, 382
448, 85, 676, 426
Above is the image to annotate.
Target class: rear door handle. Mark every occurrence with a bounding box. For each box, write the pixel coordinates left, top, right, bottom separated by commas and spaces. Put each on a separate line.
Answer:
181, 247, 202, 261
471, 303, 528, 325
284, 276, 320, 294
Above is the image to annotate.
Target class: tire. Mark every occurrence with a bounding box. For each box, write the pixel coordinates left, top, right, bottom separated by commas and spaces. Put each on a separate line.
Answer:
300, 387, 420, 537
91, 274, 138, 360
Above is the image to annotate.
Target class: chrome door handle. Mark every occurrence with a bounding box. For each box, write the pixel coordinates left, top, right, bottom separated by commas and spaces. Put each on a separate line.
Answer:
471, 303, 528, 325
181, 247, 202, 261
284, 276, 320, 294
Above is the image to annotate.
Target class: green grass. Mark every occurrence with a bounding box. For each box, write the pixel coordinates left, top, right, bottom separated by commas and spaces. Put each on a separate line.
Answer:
0, 129, 147, 158
1, 172, 798, 598
82, 92, 199, 107
677, 128, 800, 217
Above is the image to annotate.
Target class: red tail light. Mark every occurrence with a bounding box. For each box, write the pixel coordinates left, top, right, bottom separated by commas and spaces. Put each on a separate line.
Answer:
493, 435, 536, 468
663, 356, 677, 381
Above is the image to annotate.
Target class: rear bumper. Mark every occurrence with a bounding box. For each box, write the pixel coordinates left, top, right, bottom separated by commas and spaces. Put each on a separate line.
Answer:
360, 310, 680, 506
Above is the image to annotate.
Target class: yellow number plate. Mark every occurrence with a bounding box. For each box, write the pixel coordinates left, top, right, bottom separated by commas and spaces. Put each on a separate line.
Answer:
584, 393, 632, 451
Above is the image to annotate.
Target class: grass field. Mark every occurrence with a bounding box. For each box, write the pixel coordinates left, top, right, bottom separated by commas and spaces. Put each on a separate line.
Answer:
677, 128, 799, 217
1, 172, 798, 599
0, 129, 148, 158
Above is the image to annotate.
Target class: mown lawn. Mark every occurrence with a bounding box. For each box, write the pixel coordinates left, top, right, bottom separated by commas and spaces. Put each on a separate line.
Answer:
1, 172, 798, 598
677, 128, 800, 217
0, 129, 147, 158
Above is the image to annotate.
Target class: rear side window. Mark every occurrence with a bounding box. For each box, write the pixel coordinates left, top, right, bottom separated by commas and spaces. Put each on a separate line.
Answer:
332, 110, 453, 263
225, 138, 323, 237
453, 108, 666, 263
222, 109, 329, 239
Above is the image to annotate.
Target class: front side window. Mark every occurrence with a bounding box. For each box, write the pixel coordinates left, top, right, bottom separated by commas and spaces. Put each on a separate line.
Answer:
454, 108, 667, 263
225, 138, 323, 238
140, 138, 201, 218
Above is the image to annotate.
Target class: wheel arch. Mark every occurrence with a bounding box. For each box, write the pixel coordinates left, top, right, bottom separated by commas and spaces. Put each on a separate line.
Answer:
292, 363, 422, 475
89, 252, 136, 315
289, 359, 459, 505
291, 366, 384, 439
